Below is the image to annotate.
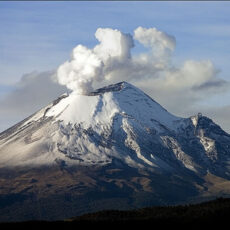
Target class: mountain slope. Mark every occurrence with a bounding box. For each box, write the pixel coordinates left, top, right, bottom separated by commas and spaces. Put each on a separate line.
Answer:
0, 81, 230, 221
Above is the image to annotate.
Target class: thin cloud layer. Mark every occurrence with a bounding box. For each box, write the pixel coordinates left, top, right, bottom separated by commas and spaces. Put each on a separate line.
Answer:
0, 71, 67, 131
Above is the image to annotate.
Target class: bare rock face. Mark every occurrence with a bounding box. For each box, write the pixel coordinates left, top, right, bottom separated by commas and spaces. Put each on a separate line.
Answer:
1, 81, 230, 221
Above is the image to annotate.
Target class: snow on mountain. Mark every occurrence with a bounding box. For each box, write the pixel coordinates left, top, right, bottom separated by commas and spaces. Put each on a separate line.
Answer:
0, 81, 230, 180
46, 82, 179, 130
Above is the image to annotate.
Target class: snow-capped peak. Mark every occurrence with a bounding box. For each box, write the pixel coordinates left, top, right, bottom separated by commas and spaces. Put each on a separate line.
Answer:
1, 81, 230, 181
45, 81, 180, 131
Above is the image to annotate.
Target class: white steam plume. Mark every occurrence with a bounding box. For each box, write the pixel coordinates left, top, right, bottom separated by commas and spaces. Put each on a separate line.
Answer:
56, 26, 226, 100
57, 28, 133, 94
134, 26, 176, 57
1, 26, 229, 133
57, 45, 103, 94
94, 28, 134, 61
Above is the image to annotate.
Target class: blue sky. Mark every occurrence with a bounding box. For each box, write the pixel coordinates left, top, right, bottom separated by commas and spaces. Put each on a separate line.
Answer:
1, 1, 230, 84
0, 1, 230, 132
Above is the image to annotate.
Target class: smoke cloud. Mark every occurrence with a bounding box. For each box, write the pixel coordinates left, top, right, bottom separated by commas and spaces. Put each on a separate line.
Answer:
1, 26, 229, 132
56, 26, 227, 100
134, 26, 176, 64
57, 28, 134, 94
57, 45, 103, 94
0, 71, 67, 132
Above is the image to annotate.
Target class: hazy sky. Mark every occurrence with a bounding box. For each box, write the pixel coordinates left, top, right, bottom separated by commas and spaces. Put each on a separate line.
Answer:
0, 1, 230, 132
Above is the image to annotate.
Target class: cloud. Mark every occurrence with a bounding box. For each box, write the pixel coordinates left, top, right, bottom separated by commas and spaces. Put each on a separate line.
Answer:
56, 27, 178, 95
159, 60, 220, 90
56, 26, 227, 101
57, 28, 134, 94
134, 26, 176, 60
204, 105, 230, 133
57, 45, 103, 94
0, 70, 67, 112
0, 71, 67, 131
94, 28, 134, 61
133, 59, 228, 116
1, 26, 229, 133
179, 105, 230, 133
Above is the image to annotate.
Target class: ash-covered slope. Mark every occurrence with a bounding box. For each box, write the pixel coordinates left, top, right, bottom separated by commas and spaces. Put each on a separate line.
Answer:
1, 81, 230, 221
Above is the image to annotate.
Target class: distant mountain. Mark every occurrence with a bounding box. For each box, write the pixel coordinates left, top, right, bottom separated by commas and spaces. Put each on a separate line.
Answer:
1, 81, 230, 222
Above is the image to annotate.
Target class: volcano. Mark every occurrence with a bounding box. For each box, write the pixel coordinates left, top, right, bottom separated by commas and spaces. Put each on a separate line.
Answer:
1, 81, 230, 221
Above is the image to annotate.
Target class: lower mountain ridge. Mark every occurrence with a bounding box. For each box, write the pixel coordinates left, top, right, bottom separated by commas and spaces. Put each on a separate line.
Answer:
1, 81, 230, 222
